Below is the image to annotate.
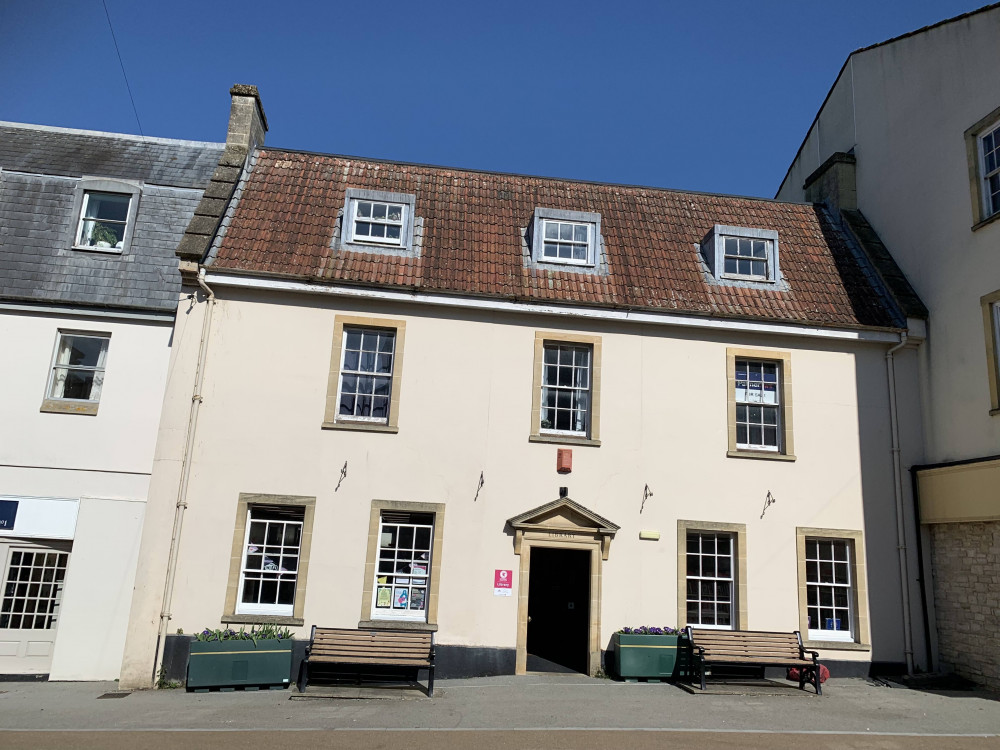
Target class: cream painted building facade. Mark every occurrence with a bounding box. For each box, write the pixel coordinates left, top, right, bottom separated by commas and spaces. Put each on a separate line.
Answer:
121, 282, 911, 686
776, 5, 1000, 684
118, 85, 924, 687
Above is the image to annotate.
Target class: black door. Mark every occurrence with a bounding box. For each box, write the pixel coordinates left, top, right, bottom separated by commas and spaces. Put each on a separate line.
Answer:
527, 547, 590, 673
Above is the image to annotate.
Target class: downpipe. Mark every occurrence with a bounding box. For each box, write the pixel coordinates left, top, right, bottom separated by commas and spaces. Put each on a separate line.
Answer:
151, 267, 216, 685
886, 332, 915, 675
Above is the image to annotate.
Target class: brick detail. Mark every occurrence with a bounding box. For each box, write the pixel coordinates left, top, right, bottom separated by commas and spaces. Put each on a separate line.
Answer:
929, 521, 1000, 687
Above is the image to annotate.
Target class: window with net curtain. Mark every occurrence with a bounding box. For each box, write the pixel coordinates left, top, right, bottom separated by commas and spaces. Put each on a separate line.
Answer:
47, 333, 110, 402
75, 191, 131, 250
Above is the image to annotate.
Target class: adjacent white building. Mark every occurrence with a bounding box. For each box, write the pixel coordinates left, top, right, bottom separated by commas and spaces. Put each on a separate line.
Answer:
0, 122, 224, 679
776, 4, 1000, 685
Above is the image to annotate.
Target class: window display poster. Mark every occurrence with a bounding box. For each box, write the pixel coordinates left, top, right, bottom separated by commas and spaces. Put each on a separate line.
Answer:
410, 588, 425, 610
376, 586, 392, 608
494, 569, 512, 597
394, 588, 408, 609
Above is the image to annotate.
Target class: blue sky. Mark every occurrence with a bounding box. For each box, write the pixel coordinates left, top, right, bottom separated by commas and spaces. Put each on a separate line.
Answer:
0, 1, 984, 197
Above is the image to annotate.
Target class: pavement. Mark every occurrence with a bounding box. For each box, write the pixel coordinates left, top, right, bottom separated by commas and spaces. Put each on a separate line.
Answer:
0, 673, 998, 749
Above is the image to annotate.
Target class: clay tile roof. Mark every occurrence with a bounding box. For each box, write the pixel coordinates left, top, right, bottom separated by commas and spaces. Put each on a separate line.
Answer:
210, 149, 900, 330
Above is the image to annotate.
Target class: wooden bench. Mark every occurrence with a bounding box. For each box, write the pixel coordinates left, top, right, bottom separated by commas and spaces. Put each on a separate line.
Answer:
686, 627, 822, 694
297, 626, 436, 696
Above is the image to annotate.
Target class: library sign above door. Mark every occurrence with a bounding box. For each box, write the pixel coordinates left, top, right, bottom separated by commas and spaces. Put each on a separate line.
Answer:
506, 496, 619, 560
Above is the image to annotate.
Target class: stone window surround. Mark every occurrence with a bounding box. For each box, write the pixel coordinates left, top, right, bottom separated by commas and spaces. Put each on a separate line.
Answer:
677, 520, 748, 631
39, 329, 111, 417
530, 207, 602, 268
337, 188, 419, 256
701, 225, 781, 285
981, 289, 1000, 415
69, 177, 142, 254
222, 493, 316, 627
726, 346, 795, 461
359, 499, 445, 632
795, 527, 871, 651
965, 104, 1000, 230
529, 331, 602, 447
322, 315, 406, 434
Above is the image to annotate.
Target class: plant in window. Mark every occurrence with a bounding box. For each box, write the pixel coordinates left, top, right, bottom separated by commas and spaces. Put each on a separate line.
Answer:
88, 222, 121, 247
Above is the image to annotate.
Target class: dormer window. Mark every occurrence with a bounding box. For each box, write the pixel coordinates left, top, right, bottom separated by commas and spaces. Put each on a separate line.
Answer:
531, 208, 601, 268
69, 178, 141, 254
701, 225, 779, 284
351, 199, 406, 246
724, 236, 771, 279
338, 188, 418, 256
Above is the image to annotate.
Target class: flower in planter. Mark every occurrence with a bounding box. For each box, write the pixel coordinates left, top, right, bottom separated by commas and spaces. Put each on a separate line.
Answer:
618, 625, 680, 635
195, 624, 293, 642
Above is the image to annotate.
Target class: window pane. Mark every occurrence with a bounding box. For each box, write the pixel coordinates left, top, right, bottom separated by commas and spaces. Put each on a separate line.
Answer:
387, 205, 402, 221
357, 202, 372, 218
544, 222, 558, 239
386, 225, 401, 240
88, 193, 130, 222
574, 225, 588, 242
372, 203, 387, 220
560, 223, 573, 241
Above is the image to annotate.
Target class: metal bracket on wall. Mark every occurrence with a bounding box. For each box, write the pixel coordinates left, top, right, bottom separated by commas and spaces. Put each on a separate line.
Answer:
335, 461, 348, 492
760, 490, 776, 519
474, 471, 485, 502
641, 484, 653, 514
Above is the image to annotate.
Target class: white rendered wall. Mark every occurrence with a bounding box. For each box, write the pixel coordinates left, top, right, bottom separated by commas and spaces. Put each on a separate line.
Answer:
776, 9, 1000, 465
0, 308, 171, 679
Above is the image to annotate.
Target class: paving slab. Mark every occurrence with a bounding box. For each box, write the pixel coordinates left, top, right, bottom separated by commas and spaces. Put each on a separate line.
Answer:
0, 674, 997, 738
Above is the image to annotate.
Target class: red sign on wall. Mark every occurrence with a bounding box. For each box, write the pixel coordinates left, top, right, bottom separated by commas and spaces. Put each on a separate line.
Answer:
494, 569, 512, 596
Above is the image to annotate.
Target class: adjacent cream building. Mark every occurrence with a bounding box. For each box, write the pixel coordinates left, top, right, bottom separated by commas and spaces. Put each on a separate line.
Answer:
776, 4, 1000, 685
0, 122, 223, 679
119, 87, 926, 687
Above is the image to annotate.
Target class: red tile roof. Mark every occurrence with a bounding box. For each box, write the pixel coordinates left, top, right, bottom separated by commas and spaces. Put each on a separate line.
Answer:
210, 149, 899, 330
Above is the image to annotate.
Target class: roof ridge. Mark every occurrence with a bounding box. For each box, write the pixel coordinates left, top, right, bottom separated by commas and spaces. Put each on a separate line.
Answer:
852, 1, 1000, 55
0, 121, 224, 150
257, 145, 815, 207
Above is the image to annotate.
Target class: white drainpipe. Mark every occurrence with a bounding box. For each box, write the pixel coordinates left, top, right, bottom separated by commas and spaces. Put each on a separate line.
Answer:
886, 332, 915, 675
152, 267, 216, 685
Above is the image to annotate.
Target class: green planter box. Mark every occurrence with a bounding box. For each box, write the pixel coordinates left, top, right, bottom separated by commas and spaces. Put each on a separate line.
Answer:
186, 639, 293, 691
612, 632, 690, 681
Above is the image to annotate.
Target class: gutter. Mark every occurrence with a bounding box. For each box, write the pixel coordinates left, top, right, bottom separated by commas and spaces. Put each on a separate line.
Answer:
151, 267, 216, 685
885, 333, 915, 675
204, 271, 903, 344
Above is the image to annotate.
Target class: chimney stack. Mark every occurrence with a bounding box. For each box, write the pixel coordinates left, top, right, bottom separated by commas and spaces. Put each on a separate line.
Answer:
176, 84, 268, 263
803, 151, 857, 213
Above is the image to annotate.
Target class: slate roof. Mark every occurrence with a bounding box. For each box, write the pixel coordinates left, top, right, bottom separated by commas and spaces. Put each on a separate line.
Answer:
210, 149, 901, 331
0, 123, 224, 312
0, 123, 224, 189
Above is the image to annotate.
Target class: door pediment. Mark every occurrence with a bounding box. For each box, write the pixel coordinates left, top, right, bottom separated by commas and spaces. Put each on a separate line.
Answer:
507, 497, 619, 560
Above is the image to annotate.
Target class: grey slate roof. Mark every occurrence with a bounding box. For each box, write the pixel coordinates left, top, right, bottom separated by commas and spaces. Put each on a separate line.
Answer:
0, 123, 225, 312
0, 123, 224, 189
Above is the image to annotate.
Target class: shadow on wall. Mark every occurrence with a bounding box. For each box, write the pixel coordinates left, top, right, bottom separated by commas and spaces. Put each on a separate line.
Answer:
854, 344, 926, 674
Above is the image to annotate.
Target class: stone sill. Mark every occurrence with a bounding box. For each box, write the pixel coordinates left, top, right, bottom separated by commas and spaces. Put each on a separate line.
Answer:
972, 211, 1000, 232
802, 640, 870, 652
726, 450, 796, 462
358, 619, 438, 633
530, 434, 601, 448
221, 614, 304, 627
40, 399, 98, 416
322, 420, 398, 434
